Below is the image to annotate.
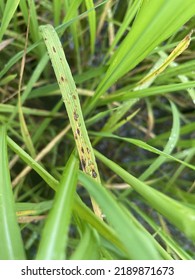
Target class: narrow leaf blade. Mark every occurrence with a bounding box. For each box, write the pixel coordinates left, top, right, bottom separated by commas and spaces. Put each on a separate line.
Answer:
0, 126, 25, 259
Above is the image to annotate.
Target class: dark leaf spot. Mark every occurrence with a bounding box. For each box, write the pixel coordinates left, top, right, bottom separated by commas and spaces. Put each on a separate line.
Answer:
74, 111, 79, 121
52, 46, 56, 53
81, 158, 86, 170
92, 169, 97, 178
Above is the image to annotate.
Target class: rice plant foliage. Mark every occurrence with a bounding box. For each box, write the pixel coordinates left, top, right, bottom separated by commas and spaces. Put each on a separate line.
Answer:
0, 126, 25, 260
0, 0, 195, 260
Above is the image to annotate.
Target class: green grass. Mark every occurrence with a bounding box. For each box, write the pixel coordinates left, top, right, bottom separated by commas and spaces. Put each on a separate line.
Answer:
0, 0, 195, 260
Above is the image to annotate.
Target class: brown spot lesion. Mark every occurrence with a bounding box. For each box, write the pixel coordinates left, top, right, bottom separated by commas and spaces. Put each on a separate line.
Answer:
74, 111, 79, 121
52, 46, 56, 53
92, 169, 97, 178
81, 158, 86, 170
73, 95, 76, 100
76, 128, 80, 135
61, 76, 65, 82
81, 147, 84, 153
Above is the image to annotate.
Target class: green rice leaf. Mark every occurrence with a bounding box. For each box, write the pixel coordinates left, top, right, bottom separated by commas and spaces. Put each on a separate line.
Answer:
36, 152, 78, 260
79, 171, 162, 260
0, 0, 20, 41
140, 101, 180, 180
71, 225, 100, 260
0, 126, 25, 259
85, 0, 96, 54
95, 150, 195, 241
86, 0, 195, 113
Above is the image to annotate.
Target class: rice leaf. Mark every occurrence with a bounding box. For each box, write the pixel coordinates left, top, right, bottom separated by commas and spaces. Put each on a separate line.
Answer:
0, 126, 25, 259
36, 152, 78, 260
